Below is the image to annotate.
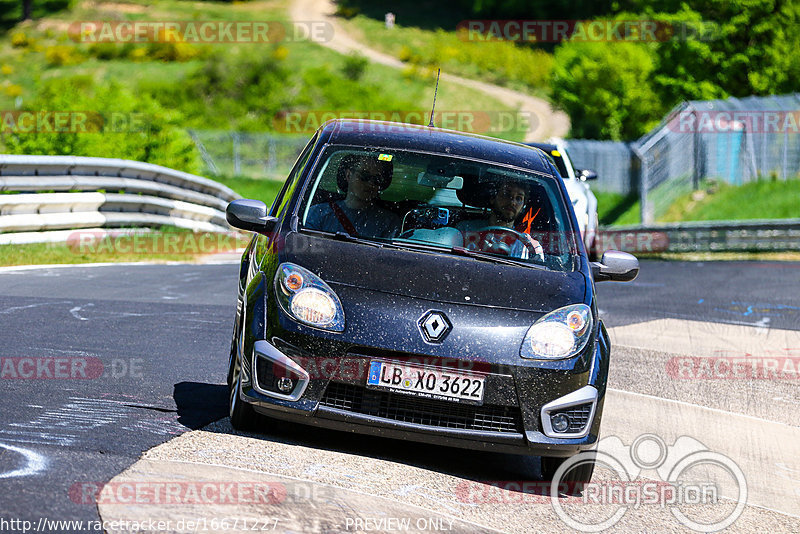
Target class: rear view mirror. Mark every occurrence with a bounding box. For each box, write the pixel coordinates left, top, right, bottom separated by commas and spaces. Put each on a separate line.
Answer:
579, 169, 598, 181
417, 172, 464, 189
226, 199, 278, 234
591, 250, 639, 282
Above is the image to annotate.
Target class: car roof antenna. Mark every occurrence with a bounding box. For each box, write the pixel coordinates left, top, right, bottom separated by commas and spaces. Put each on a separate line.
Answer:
428, 68, 441, 128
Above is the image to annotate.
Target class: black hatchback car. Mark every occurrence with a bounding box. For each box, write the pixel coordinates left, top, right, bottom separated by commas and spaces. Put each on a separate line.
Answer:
225, 119, 638, 484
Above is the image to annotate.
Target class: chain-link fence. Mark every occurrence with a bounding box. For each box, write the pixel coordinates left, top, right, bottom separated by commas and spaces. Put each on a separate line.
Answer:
638, 94, 800, 222
565, 93, 800, 223
564, 139, 638, 195
188, 130, 309, 180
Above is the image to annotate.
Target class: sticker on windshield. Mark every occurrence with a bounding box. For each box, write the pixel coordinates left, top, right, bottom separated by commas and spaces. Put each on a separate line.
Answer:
551, 150, 561, 157
378, 154, 393, 161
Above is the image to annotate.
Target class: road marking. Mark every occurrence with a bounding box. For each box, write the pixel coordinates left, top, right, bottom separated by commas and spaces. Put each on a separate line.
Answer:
0, 442, 47, 478
69, 303, 93, 321
0, 398, 184, 447
0, 301, 72, 315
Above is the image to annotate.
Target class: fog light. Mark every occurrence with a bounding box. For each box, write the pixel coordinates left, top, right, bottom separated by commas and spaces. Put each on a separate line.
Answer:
276, 377, 295, 393
551, 413, 570, 433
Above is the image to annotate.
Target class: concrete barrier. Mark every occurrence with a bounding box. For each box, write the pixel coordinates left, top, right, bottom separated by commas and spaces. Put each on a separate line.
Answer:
0, 155, 240, 243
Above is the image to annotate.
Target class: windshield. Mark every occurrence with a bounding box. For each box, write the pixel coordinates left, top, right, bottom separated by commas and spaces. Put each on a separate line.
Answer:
298, 145, 579, 271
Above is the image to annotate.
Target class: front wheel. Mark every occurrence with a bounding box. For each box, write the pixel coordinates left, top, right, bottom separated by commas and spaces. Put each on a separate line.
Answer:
228, 354, 260, 431
541, 454, 596, 495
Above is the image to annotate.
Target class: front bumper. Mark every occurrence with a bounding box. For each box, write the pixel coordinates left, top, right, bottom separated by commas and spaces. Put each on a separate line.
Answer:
240, 336, 605, 457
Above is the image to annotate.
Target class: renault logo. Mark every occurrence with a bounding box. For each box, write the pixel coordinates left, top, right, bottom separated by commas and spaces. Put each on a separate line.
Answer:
418, 310, 452, 343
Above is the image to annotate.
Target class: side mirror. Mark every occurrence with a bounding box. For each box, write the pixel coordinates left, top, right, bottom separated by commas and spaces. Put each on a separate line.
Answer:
591, 250, 639, 282
579, 169, 598, 181
226, 199, 278, 234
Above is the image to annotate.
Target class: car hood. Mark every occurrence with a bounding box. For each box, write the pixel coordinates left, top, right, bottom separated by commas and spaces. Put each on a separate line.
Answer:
284, 232, 587, 313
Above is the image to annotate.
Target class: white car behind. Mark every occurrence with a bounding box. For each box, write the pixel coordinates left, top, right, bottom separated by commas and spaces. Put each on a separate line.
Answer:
527, 139, 599, 259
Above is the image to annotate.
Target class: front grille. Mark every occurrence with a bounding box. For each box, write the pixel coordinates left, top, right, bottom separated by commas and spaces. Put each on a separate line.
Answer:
551, 402, 592, 433
319, 381, 523, 434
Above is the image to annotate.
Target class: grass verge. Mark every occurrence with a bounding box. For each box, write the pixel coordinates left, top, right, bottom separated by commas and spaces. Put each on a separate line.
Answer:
0, 228, 251, 267
333, 11, 552, 97
214, 175, 285, 204
660, 178, 800, 222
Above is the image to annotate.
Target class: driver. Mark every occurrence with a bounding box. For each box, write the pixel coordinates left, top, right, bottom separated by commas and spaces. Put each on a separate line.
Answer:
457, 179, 544, 260
306, 154, 401, 238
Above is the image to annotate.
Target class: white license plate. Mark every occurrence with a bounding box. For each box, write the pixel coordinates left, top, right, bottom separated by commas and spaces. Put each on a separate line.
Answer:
366, 360, 485, 404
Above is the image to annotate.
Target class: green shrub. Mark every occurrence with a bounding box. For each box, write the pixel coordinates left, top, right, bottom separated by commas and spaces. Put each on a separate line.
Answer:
44, 44, 85, 66
2, 76, 201, 174
341, 52, 368, 80
147, 40, 203, 62
87, 42, 123, 60
2, 82, 23, 97
10, 31, 29, 48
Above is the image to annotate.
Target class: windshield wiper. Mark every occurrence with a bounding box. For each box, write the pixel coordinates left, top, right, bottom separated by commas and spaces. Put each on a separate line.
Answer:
302, 229, 384, 248
448, 246, 535, 267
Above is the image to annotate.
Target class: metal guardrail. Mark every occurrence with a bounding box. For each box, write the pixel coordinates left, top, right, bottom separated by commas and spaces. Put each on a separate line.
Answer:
0, 155, 239, 244
598, 219, 800, 254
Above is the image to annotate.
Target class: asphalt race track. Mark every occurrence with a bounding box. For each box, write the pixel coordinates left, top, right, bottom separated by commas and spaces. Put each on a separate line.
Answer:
0, 260, 798, 533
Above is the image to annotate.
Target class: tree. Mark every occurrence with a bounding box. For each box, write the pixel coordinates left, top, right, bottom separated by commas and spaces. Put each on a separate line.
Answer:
550, 40, 663, 140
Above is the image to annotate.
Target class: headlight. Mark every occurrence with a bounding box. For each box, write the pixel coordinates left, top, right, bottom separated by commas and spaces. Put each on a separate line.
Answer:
274, 263, 345, 332
520, 304, 593, 359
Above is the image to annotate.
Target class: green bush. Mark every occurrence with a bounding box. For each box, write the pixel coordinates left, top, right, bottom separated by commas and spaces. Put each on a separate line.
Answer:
10, 31, 29, 48
147, 40, 203, 62
44, 44, 85, 66
550, 39, 662, 140
86, 42, 136, 61
2, 76, 201, 174
341, 52, 368, 80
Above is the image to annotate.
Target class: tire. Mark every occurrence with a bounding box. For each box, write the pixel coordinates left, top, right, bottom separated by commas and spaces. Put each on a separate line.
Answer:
228, 345, 260, 431
227, 295, 245, 387
541, 454, 596, 496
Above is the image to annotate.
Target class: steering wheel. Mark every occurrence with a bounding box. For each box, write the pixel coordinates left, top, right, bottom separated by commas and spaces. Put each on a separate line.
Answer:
470, 226, 544, 260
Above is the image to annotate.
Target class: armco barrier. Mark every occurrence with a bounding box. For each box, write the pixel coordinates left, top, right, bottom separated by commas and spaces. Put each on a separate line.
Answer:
598, 219, 800, 254
0, 155, 240, 243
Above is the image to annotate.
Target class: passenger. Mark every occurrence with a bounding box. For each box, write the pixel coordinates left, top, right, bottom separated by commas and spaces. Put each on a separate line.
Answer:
306, 154, 401, 238
457, 179, 544, 260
